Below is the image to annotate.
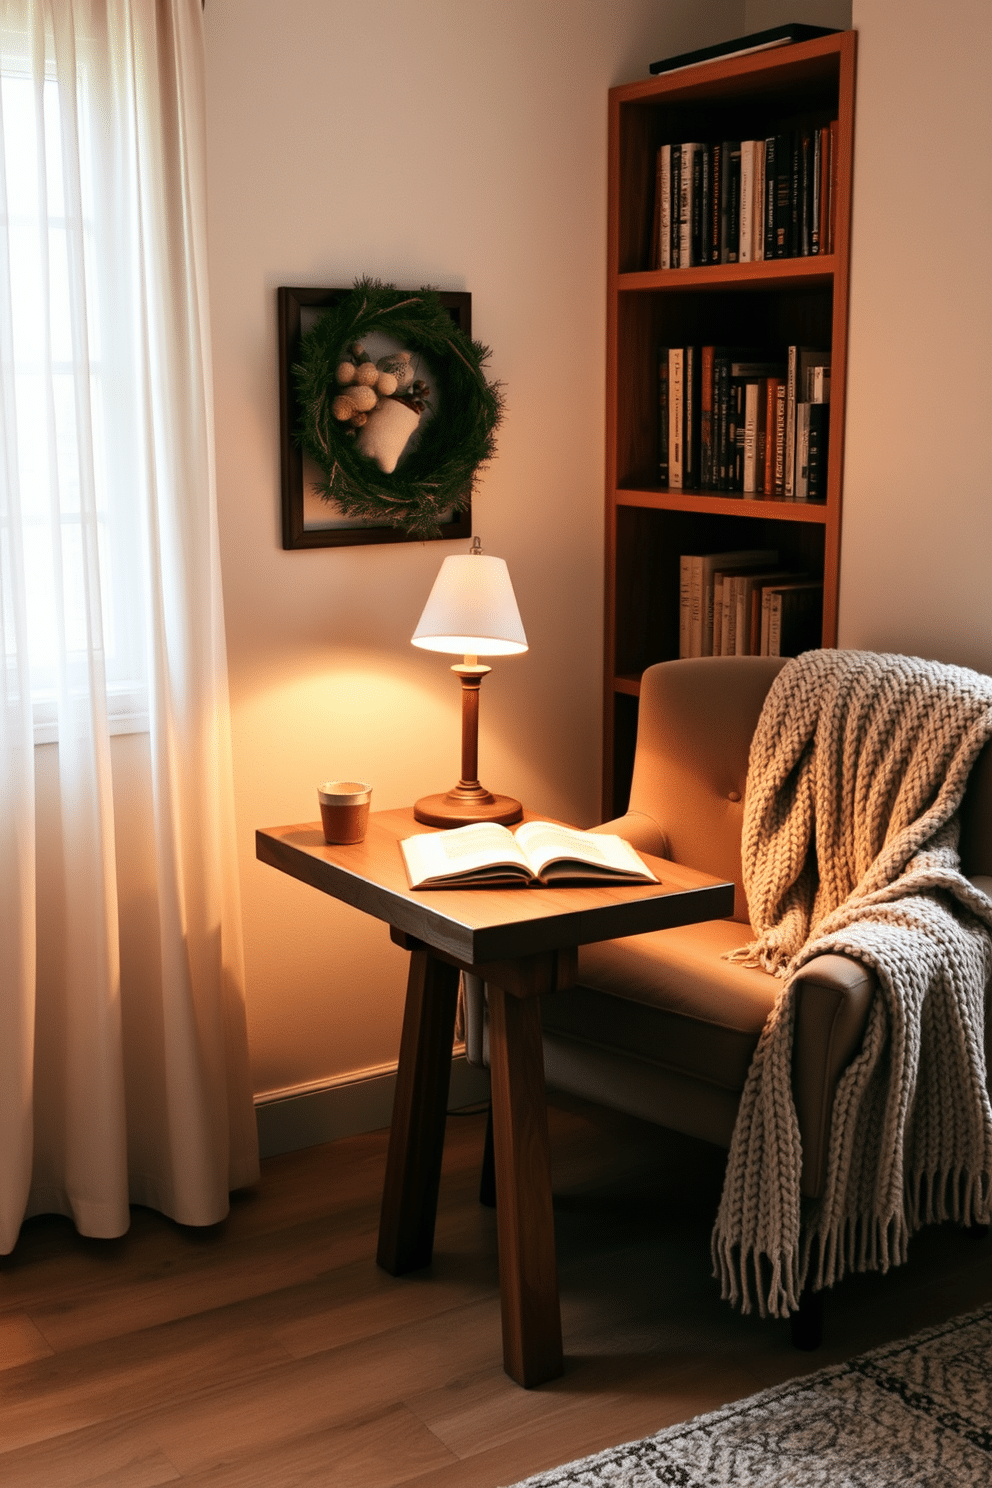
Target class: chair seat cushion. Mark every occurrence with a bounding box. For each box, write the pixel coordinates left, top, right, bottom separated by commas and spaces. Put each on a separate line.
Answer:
543, 919, 778, 1095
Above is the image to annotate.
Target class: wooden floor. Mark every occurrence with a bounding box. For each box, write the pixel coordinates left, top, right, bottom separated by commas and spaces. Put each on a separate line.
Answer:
2, 1097, 992, 1488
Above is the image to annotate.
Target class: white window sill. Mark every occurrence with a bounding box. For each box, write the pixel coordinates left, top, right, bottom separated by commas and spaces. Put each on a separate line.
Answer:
33, 689, 149, 745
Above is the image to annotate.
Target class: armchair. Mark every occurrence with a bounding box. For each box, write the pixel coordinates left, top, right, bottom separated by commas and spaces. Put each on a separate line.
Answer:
464, 656, 992, 1346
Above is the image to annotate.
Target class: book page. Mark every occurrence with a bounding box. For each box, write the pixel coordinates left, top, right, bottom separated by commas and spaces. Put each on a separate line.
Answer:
513, 821, 657, 881
400, 822, 530, 887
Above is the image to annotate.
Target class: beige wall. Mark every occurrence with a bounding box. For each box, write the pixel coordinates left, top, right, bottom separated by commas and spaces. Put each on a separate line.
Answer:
840, 0, 992, 672
206, 0, 987, 1107
203, 0, 744, 1100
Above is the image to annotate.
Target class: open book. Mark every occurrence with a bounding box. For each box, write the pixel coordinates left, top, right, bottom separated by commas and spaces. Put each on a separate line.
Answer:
400, 819, 658, 890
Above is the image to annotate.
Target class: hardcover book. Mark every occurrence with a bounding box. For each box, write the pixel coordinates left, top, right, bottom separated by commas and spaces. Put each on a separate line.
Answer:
649, 23, 840, 76
401, 820, 658, 890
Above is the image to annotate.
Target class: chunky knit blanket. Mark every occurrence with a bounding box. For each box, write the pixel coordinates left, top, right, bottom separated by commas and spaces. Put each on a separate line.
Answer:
712, 649, 992, 1318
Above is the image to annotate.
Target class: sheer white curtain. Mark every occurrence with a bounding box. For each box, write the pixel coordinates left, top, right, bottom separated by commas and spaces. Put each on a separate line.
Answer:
0, 0, 258, 1254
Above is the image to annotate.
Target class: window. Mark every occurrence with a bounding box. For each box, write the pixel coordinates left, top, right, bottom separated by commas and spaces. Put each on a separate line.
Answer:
1, 53, 148, 741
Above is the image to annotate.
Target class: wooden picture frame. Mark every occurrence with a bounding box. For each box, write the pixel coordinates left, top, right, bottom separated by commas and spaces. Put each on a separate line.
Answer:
277, 286, 474, 549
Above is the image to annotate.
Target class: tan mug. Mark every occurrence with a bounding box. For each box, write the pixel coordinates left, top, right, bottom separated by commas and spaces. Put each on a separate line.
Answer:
318, 780, 372, 844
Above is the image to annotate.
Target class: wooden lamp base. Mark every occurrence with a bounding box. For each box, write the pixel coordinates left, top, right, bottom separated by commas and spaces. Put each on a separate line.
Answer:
413, 787, 523, 829
414, 661, 523, 830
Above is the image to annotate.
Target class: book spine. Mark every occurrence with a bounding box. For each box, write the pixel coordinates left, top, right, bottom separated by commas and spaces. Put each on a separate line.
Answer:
669, 347, 684, 488
684, 344, 699, 489
735, 577, 752, 656
768, 591, 783, 656
774, 382, 786, 497
794, 402, 811, 501
670, 144, 682, 268
723, 574, 738, 657
811, 126, 822, 254
688, 554, 703, 658
715, 355, 730, 489
828, 119, 838, 254
723, 574, 738, 656
742, 380, 760, 493
679, 554, 692, 658
739, 140, 755, 263
650, 147, 661, 269
679, 144, 696, 268
789, 133, 800, 256
764, 377, 780, 496
658, 347, 669, 486
806, 402, 829, 502
754, 139, 766, 261
760, 587, 772, 654
818, 125, 830, 256
709, 142, 722, 262
774, 131, 791, 257
692, 144, 705, 265
718, 141, 732, 262
700, 558, 718, 657
799, 129, 812, 255
763, 135, 777, 260
712, 575, 724, 657
659, 145, 672, 270
784, 344, 798, 498
726, 142, 741, 262
700, 344, 715, 488
748, 583, 764, 655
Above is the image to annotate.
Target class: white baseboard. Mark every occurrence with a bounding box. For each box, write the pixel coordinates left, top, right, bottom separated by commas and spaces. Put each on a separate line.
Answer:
254, 1054, 491, 1159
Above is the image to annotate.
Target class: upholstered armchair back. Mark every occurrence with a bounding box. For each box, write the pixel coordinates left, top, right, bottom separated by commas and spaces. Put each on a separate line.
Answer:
624, 655, 992, 923
626, 657, 786, 924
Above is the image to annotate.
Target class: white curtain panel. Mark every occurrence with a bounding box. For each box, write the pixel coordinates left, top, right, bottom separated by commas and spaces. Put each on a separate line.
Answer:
0, 0, 258, 1254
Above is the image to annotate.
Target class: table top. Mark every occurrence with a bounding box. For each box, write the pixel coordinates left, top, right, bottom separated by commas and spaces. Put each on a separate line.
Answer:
256, 808, 735, 966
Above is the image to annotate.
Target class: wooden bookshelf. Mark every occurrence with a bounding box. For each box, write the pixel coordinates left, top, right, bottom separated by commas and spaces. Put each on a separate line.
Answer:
604, 31, 856, 815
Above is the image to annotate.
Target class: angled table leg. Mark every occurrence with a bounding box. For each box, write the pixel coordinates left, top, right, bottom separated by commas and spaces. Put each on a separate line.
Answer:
486, 969, 564, 1388
377, 947, 460, 1274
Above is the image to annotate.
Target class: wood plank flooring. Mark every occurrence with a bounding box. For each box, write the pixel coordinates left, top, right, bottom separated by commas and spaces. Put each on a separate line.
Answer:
2, 1096, 992, 1487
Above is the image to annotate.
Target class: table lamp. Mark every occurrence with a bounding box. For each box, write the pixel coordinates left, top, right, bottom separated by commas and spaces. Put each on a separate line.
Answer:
411, 537, 528, 828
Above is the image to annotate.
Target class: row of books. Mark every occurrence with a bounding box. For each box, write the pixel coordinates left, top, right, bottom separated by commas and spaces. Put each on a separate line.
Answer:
649, 125, 838, 270
659, 344, 831, 500
678, 548, 823, 658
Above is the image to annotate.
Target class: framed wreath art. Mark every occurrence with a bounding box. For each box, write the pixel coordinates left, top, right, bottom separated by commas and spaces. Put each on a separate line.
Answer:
277, 279, 503, 549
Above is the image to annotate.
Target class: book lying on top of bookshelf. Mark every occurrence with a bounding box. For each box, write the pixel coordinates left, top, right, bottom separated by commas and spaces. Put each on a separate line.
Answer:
658, 344, 830, 499
649, 23, 840, 76
650, 125, 837, 270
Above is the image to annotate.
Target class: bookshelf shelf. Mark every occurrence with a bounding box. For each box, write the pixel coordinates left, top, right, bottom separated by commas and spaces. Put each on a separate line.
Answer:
619, 256, 835, 293
615, 489, 830, 523
604, 30, 856, 815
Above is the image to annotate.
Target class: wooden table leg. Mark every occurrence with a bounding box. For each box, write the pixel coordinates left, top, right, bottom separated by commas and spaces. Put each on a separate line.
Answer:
377, 948, 459, 1275
486, 981, 564, 1388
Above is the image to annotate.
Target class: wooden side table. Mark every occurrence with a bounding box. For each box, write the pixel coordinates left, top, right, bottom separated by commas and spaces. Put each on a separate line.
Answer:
257, 807, 733, 1387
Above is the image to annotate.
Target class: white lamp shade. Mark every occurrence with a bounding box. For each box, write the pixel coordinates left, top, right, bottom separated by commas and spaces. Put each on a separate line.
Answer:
411, 553, 528, 656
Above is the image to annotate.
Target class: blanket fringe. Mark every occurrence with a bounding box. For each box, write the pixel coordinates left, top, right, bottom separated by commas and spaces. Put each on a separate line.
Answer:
716, 1164, 992, 1320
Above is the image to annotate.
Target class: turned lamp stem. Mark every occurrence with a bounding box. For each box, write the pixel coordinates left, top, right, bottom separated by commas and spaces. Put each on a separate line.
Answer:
411, 541, 527, 829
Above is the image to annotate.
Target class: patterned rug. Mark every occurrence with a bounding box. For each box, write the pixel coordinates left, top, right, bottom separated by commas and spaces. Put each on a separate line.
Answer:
504, 1306, 992, 1487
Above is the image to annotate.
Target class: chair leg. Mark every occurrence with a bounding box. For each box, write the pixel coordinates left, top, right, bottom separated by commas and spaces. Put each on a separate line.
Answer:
790, 1282, 823, 1351
479, 1101, 496, 1208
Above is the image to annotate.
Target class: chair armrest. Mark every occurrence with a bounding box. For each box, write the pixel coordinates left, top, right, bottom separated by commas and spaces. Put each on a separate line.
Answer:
589, 811, 670, 859
792, 953, 876, 1199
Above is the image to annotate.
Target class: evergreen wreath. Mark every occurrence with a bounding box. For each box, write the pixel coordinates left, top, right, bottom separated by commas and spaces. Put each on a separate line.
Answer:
293, 278, 504, 539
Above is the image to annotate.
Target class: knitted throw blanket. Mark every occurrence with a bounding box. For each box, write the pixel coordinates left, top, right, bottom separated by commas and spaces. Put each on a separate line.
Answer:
712, 649, 992, 1318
